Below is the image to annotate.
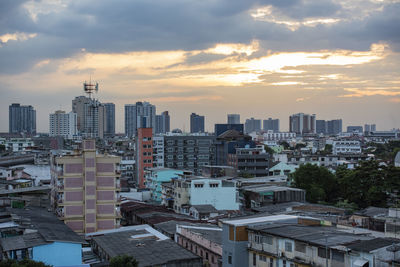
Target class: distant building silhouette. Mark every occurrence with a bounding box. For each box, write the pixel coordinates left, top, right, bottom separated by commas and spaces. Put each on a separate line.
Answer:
9, 103, 36, 134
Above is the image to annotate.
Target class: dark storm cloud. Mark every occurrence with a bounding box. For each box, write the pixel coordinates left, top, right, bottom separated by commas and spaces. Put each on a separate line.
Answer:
0, 0, 399, 74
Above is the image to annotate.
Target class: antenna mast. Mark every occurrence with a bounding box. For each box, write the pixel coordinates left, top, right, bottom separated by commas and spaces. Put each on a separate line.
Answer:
83, 79, 99, 99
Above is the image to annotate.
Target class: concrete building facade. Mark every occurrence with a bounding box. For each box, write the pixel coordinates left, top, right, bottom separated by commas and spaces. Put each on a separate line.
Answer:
227, 114, 240, 124
190, 113, 205, 133
125, 101, 156, 137
50, 139, 121, 233
9, 103, 36, 135
49, 110, 77, 139
289, 113, 316, 135
136, 128, 153, 189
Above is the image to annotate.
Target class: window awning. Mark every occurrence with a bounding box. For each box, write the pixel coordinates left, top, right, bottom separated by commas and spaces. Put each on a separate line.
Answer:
353, 259, 369, 267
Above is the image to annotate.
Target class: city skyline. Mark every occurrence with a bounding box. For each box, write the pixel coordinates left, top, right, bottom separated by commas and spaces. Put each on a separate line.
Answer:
1, 0, 399, 133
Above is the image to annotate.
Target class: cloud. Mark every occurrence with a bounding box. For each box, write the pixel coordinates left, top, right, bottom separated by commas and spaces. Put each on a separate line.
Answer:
1, 0, 400, 74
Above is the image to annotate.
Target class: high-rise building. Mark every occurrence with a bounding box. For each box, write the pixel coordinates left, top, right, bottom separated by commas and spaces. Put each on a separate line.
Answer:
289, 113, 316, 134
136, 128, 153, 189
365, 124, 377, 133
72, 96, 106, 138
227, 114, 240, 124
104, 103, 115, 137
50, 139, 121, 233
155, 111, 170, 134
49, 110, 77, 139
125, 102, 156, 137
72, 96, 92, 133
263, 118, 279, 132
316, 119, 342, 135
327, 119, 342, 135
190, 113, 205, 133
316, 120, 327, 134
9, 103, 36, 134
245, 118, 261, 133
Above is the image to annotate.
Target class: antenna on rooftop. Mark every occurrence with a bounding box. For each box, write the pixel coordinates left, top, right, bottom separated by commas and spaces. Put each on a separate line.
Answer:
83, 78, 99, 99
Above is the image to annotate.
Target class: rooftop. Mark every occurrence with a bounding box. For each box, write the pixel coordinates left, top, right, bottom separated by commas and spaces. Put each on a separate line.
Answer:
249, 223, 373, 247
346, 238, 398, 252
91, 226, 200, 267
222, 214, 298, 226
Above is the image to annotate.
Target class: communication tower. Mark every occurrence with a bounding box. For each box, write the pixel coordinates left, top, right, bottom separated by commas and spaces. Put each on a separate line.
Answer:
83, 79, 99, 99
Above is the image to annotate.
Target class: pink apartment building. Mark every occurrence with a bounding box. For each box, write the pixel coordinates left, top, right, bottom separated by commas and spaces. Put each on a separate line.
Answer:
51, 139, 121, 233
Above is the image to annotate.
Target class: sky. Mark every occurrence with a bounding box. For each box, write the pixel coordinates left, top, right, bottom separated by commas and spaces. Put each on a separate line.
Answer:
1, 0, 400, 133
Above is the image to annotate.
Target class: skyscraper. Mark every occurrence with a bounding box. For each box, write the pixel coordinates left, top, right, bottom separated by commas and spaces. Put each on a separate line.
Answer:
104, 103, 115, 136
155, 111, 170, 134
72, 96, 106, 138
245, 118, 261, 133
289, 113, 316, 134
9, 103, 36, 135
327, 119, 342, 135
263, 118, 279, 132
227, 114, 240, 124
125, 102, 156, 137
316, 120, 327, 134
190, 113, 205, 133
49, 110, 77, 139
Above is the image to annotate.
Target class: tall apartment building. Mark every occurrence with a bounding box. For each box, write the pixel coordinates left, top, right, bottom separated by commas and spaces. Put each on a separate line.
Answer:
9, 103, 36, 134
245, 118, 261, 134
49, 110, 77, 139
190, 113, 205, 133
50, 139, 121, 234
227, 114, 240, 124
316, 119, 342, 135
104, 103, 115, 137
289, 113, 316, 134
155, 134, 216, 175
125, 102, 156, 137
72, 96, 106, 138
365, 124, 376, 132
136, 128, 153, 189
72, 96, 92, 132
263, 118, 279, 132
155, 111, 170, 134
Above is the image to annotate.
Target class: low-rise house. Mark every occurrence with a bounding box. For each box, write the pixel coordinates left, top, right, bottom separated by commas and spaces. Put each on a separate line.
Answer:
87, 224, 202, 266
171, 176, 240, 214
247, 223, 400, 267
241, 185, 305, 208
145, 168, 183, 203
268, 162, 298, 176
0, 207, 86, 266
176, 224, 222, 267
189, 205, 219, 220
221, 214, 299, 267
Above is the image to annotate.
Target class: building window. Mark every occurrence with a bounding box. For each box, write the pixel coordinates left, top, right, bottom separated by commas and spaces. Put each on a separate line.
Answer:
318, 247, 330, 259
253, 253, 256, 266
210, 183, 219, 188
269, 258, 273, 267
228, 255, 232, 264
200, 250, 203, 257
206, 252, 209, 260
283, 260, 286, 267
285, 241, 293, 252
254, 234, 262, 244
194, 183, 204, 188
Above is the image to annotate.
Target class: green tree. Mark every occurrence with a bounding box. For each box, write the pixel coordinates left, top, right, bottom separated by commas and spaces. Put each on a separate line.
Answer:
337, 160, 388, 209
280, 141, 290, 150
264, 145, 275, 155
109, 255, 139, 267
0, 259, 51, 267
291, 164, 338, 203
